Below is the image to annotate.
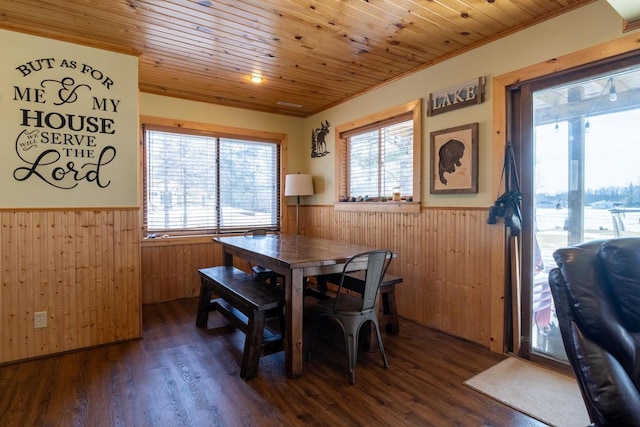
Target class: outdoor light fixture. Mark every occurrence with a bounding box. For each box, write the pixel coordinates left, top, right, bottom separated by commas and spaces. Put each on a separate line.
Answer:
609, 78, 618, 102
584, 77, 617, 131
285, 173, 314, 234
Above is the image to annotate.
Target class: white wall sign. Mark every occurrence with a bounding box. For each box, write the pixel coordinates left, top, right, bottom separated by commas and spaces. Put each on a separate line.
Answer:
0, 30, 138, 207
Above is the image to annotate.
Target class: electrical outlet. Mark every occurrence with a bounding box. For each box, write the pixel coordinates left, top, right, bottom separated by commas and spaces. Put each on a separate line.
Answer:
34, 311, 47, 328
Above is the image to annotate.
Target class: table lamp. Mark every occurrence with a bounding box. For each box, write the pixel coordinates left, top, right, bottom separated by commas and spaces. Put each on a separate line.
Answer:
285, 173, 314, 234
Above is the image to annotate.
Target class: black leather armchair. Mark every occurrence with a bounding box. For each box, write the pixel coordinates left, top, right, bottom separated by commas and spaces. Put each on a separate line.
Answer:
549, 237, 640, 426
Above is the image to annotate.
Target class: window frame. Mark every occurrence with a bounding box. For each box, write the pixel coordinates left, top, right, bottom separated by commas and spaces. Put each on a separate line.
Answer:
140, 116, 287, 238
334, 99, 422, 213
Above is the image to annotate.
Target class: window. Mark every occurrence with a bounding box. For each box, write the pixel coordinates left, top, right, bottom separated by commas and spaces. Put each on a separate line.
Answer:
142, 119, 283, 235
335, 100, 421, 213
347, 118, 413, 198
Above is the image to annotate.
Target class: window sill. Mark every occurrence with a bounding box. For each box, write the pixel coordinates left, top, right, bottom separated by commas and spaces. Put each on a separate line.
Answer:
334, 201, 420, 213
141, 234, 217, 247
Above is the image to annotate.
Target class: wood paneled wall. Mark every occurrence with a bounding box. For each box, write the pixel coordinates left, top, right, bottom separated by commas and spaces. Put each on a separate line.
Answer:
140, 205, 507, 350
0, 209, 141, 364
301, 205, 506, 348
141, 238, 222, 303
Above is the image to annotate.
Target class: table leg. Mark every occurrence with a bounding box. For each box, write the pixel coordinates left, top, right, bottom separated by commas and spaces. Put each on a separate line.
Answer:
223, 251, 233, 266
285, 268, 304, 378
195, 282, 212, 328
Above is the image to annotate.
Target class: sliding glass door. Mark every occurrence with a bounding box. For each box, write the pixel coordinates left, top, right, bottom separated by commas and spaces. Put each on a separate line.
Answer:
510, 53, 640, 366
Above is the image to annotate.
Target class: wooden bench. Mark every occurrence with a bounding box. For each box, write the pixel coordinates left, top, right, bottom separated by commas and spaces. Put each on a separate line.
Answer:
195, 266, 285, 380
313, 271, 402, 334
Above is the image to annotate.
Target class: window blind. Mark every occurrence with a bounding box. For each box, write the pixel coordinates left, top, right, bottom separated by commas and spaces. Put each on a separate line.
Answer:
218, 138, 279, 230
347, 119, 413, 199
143, 125, 280, 234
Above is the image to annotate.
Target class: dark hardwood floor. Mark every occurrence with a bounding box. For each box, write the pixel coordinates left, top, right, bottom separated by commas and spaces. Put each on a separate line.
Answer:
0, 298, 547, 426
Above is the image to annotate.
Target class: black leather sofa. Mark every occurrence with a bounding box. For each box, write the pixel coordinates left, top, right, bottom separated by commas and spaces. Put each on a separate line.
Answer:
549, 237, 640, 426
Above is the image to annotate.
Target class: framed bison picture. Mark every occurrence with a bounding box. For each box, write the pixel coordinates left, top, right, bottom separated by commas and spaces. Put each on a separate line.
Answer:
430, 123, 478, 194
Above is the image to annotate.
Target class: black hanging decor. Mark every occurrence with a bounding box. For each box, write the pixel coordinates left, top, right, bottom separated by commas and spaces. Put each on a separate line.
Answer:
311, 120, 330, 158
487, 142, 522, 235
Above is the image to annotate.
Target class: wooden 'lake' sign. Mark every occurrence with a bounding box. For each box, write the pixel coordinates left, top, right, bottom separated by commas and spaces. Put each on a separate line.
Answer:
427, 77, 485, 116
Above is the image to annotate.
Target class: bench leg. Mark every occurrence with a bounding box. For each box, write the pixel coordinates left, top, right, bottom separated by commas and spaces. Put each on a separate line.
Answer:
241, 312, 265, 380
381, 286, 399, 334
196, 282, 212, 328
363, 287, 399, 352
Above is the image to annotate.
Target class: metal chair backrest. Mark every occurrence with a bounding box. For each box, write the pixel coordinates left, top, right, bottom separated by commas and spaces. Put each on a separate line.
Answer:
333, 250, 392, 312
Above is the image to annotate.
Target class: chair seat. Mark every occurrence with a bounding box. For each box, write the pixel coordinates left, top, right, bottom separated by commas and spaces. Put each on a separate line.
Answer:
252, 265, 282, 282
252, 265, 272, 275
316, 294, 375, 316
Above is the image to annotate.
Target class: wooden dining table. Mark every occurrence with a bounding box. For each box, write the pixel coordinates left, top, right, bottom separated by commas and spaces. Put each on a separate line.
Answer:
214, 234, 378, 378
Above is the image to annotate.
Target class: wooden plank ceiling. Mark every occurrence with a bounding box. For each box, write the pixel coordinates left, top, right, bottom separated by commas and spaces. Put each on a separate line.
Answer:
0, 0, 595, 117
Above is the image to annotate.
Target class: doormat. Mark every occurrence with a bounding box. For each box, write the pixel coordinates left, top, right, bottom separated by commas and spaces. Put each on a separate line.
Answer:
464, 357, 590, 427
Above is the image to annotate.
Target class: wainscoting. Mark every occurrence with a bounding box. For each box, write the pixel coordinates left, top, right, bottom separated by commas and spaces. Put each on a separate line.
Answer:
141, 237, 221, 303
0, 209, 141, 364
302, 205, 506, 350
140, 205, 507, 352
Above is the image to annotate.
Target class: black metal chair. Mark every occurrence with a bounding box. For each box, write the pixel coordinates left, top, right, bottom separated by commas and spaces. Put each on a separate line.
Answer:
243, 229, 283, 287
306, 249, 392, 384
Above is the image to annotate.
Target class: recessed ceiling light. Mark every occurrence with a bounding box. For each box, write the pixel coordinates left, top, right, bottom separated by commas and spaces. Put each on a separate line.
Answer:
277, 101, 303, 108
250, 75, 263, 83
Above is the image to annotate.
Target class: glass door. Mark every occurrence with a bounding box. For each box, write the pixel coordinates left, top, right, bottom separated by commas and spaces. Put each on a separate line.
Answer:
513, 55, 640, 365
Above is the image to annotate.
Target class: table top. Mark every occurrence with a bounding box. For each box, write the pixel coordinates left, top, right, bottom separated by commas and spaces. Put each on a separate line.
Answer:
214, 234, 380, 269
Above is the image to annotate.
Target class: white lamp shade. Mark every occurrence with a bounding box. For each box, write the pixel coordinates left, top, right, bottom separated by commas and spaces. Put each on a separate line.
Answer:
285, 174, 314, 197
